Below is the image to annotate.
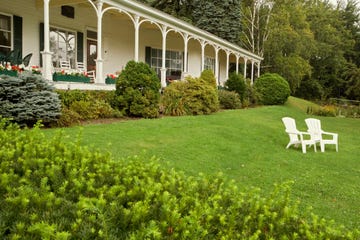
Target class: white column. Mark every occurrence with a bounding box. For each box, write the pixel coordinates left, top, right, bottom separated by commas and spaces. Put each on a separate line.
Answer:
236, 55, 239, 74
160, 25, 168, 88
243, 57, 248, 80
41, 0, 53, 81
95, 0, 104, 84
200, 40, 206, 72
225, 51, 230, 81
183, 33, 189, 76
215, 47, 219, 85
134, 15, 140, 62
257, 61, 261, 78
251, 60, 255, 85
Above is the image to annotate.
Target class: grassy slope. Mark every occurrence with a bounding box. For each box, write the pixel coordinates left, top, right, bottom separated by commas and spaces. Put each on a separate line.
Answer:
45, 97, 360, 229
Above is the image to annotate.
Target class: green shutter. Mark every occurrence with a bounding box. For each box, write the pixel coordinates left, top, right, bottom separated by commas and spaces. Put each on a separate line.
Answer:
145, 46, 151, 66
39, 23, 44, 66
13, 15, 23, 61
77, 31, 84, 63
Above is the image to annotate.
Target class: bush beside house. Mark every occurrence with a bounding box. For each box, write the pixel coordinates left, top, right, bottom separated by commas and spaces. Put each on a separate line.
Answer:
254, 73, 291, 105
161, 75, 219, 116
115, 61, 161, 118
224, 72, 247, 104
0, 72, 61, 126
56, 90, 121, 127
218, 89, 242, 109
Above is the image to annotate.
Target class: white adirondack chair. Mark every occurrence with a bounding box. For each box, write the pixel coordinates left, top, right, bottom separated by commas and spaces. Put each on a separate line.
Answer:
305, 118, 338, 152
282, 117, 316, 153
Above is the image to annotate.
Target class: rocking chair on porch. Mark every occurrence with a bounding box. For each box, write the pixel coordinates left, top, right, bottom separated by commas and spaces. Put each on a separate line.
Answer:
76, 62, 96, 83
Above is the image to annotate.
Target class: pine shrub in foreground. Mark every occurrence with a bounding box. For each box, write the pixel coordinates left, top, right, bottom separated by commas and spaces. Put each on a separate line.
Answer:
0, 118, 358, 239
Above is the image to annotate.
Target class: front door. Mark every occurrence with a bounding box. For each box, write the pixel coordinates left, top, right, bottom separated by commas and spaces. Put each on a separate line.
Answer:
87, 39, 97, 72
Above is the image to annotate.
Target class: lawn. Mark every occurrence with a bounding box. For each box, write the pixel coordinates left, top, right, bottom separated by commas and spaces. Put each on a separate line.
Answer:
44, 97, 360, 230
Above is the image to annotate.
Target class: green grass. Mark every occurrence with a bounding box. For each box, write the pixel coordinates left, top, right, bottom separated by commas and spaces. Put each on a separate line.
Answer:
44, 97, 360, 230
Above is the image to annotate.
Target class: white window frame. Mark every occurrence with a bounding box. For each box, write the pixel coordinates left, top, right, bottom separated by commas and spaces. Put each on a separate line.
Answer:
150, 48, 183, 79
0, 12, 13, 55
204, 55, 215, 71
50, 26, 76, 68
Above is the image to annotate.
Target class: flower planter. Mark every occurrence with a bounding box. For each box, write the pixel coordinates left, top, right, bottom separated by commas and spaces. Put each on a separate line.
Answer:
53, 73, 90, 83
0, 70, 18, 77
105, 77, 116, 84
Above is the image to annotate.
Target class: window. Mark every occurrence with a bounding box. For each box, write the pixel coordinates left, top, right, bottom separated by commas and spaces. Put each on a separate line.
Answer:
204, 56, 215, 71
150, 48, 183, 80
0, 14, 11, 55
50, 27, 76, 68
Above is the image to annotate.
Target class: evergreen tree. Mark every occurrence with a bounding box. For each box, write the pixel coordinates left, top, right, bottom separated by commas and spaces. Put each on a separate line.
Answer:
192, 0, 242, 45
0, 72, 61, 126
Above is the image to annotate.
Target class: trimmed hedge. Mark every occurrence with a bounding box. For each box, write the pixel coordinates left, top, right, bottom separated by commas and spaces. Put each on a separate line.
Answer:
254, 73, 291, 105
0, 118, 359, 239
115, 61, 161, 118
162, 77, 219, 116
56, 90, 121, 127
218, 89, 242, 109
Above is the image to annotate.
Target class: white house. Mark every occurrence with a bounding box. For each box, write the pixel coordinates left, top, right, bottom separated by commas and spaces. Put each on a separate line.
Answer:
0, 0, 262, 90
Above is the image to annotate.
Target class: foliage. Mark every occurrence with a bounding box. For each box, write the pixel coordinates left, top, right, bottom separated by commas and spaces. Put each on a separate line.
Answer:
115, 61, 161, 118
1, 118, 359, 238
254, 73, 290, 105
200, 69, 217, 88
56, 108, 82, 127
145, 0, 194, 23
240, 0, 274, 57
295, 77, 324, 101
56, 90, 121, 127
312, 105, 337, 117
340, 62, 360, 100
192, 0, 242, 44
224, 72, 247, 102
218, 90, 242, 109
0, 72, 61, 126
56, 90, 116, 108
162, 77, 219, 116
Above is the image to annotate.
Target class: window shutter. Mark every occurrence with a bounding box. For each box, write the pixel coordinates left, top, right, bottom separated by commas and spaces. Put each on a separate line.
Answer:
77, 31, 83, 63
39, 23, 44, 66
13, 15, 23, 59
145, 46, 151, 66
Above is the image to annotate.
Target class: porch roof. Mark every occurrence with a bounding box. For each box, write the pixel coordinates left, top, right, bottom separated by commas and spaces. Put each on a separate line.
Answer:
107, 0, 262, 61
38, 0, 262, 62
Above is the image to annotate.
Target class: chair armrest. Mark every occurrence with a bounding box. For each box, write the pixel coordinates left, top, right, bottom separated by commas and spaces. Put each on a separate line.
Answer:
321, 131, 338, 137
286, 130, 310, 136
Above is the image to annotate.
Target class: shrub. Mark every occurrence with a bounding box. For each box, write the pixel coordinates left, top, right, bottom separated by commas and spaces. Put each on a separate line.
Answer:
56, 90, 116, 108
56, 108, 82, 127
218, 90, 242, 109
55, 90, 121, 127
0, 118, 358, 239
115, 61, 161, 118
200, 69, 217, 88
243, 79, 258, 107
295, 77, 324, 101
162, 77, 219, 116
224, 72, 247, 102
254, 73, 291, 105
0, 72, 61, 126
313, 105, 337, 117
